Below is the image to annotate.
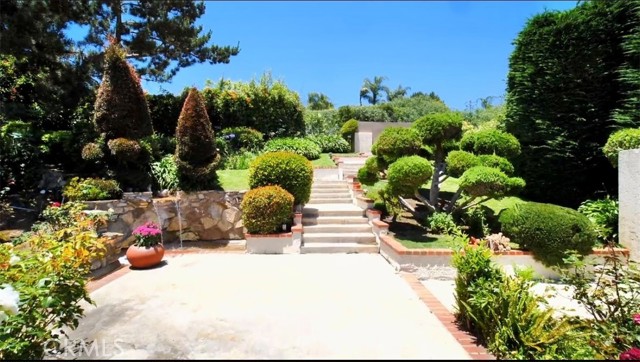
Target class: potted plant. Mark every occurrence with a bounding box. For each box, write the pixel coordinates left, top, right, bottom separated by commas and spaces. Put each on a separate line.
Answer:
126, 222, 164, 268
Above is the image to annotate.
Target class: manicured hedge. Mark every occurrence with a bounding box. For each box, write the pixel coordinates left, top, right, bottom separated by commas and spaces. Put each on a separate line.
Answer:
263, 137, 321, 160
499, 201, 597, 267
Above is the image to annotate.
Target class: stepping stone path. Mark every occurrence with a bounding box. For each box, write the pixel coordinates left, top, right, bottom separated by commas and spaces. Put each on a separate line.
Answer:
301, 179, 378, 254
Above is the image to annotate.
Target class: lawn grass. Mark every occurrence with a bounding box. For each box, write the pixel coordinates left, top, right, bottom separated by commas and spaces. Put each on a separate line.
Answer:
217, 169, 249, 191
311, 153, 337, 168
395, 233, 462, 249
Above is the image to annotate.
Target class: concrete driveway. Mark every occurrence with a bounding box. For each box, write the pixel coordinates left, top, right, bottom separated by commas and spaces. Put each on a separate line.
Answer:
60, 253, 471, 360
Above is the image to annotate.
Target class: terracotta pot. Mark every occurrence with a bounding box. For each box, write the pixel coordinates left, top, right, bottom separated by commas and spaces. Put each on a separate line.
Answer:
126, 244, 165, 269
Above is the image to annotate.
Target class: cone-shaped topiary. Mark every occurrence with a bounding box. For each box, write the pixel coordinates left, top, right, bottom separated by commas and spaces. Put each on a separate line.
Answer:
84, 41, 154, 190
175, 87, 221, 190
93, 43, 153, 140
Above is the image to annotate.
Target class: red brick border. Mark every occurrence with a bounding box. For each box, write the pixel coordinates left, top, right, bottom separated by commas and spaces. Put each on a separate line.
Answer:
401, 273, 496, 360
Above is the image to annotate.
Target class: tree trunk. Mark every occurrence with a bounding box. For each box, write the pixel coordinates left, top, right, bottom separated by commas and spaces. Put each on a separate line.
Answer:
429, 147, 444, 211
114, 0, 123, 43
445, 188, 463, 213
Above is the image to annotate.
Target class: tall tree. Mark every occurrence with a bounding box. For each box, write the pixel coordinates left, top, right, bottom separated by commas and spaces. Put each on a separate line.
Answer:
0, 0, 95, 129
82, 0, 240, 82
307, 92, 334, 110
360, 76, 388, 105
505, 0, 640, 207
385, 85, 411, 102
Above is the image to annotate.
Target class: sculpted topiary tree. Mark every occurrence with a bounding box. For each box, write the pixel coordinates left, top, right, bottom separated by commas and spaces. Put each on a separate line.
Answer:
82, 42, 154, 190
175, 87, 220, 191
360, 111, 525, 218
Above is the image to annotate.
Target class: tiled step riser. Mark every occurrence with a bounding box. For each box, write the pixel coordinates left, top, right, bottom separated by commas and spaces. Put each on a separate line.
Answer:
302, 217, 369, 225
303, 224, 372, 233
303, 235, 377, 244
300, 244, 378, 254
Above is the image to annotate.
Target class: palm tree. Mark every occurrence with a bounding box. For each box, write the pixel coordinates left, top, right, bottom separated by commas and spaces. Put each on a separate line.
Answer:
385, 84, 411, 102
360, 76, 388, 105
307, 92, 334, 110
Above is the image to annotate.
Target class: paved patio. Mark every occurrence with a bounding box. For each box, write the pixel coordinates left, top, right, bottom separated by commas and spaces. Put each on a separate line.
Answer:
63, 253, 472, 360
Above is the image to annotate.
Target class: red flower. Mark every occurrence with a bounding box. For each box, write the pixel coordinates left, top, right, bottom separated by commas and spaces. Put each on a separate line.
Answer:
620, 347, 640, 360
50, 202, 61, 208
633, 314, 640, 325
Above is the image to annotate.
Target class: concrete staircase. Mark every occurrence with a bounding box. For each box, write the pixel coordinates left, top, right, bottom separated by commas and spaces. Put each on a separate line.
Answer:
301, 180, 378, 254
337, 157, 368, 180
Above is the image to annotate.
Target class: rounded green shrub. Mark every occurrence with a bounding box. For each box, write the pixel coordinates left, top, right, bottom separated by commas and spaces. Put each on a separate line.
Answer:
477, 154, 515, 175
62, 177, 122, 201
460, 129, 521, 159
81, 142, 104, 161
241, 185, 294, 234
220, 126, 264, 152
175, 88, 221, 191
263, 137, 321, 160
413, 111, 464, 145
446, 150, 480, 178
387, 156, 433, 197
107, 138, 142, 159
340, 119, 359, 139
248, 151, 313, 205
459, 166, 523, 198
372, 127, 422, 166
307, 135, 351, 153
499, 201, 597, 267
357, 157, 380, 185
603, 128, 640, 166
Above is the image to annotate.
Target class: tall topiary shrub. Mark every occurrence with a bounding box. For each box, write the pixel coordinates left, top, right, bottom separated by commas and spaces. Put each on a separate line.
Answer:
83, 42, 154, 190
340, 118, 359, 152
175, 88, 221, 191
248, 151, 313, 206
499, 201, 597, 267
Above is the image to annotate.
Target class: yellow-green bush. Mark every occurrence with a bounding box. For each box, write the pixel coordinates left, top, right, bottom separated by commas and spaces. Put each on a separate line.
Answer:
241, 185, 294, 234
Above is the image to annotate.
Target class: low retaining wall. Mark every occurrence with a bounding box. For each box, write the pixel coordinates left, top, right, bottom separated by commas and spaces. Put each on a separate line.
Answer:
377, 223, 630, 280
84, 190, 245, 248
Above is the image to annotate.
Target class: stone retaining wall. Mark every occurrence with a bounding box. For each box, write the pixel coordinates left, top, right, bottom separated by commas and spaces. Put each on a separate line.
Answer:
84, 190, 245, 247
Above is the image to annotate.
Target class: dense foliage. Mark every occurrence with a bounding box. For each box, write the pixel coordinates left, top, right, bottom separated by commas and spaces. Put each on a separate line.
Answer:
578, 196, 619, 245
499, 202, 597, 266
62, 177, 122, 201
505, 0, 640, 207
0, 202, 107, 359
241, 185, 294, 234
306, 135, 351, 153
602, 128, 640, 166
263, 137, 321, 160
202, 73, 305, 137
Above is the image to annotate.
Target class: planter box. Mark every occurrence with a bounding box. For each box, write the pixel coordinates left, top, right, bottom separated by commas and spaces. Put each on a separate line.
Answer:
380, 234, 630, 280
245, 225, 302, 254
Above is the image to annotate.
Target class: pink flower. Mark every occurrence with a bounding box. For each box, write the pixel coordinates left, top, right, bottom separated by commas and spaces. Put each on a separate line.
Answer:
132, 222, 161, 237
50, 202, 61, 208
633, 314, 640, 325
620, 347, 640, 360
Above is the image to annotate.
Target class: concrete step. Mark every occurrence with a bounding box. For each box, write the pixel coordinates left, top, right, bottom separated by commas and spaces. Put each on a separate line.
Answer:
303, 224, 373, 233
311, 188, 349, 194
302, 232, 376, 244
313, 181, 348, 187
308, 197, 353, 204
302, 216, 369, 225
303, 204, 365, 218
310, 192, 352, 199
300, 242, 379, 254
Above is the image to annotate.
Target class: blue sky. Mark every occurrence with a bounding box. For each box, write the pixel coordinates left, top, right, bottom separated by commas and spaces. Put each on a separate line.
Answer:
139, 1, 578, 111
